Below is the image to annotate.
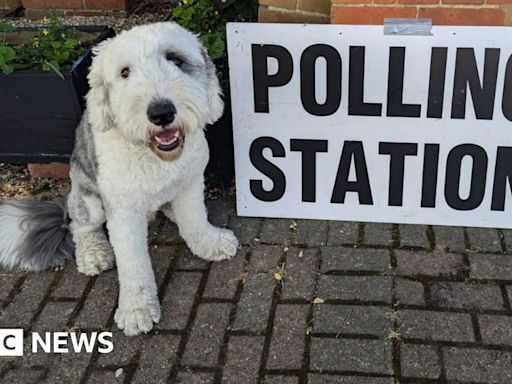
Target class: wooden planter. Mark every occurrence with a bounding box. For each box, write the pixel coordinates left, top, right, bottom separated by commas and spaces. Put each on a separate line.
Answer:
0, 26, 115, 164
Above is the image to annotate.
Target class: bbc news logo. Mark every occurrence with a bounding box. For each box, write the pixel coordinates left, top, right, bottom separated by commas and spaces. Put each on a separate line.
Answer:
0, 329, 113, 356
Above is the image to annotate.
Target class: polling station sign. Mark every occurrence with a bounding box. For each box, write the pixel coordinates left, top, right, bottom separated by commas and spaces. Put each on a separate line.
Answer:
226, 23, 512, 228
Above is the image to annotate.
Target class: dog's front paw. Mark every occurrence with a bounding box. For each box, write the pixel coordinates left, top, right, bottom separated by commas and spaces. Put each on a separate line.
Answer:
75, 231, 115, 276
114, 296, 160, 336
195, 228, 239, 261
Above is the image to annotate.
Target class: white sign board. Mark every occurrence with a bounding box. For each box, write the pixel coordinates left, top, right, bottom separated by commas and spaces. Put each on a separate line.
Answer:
226, 23, 512, 228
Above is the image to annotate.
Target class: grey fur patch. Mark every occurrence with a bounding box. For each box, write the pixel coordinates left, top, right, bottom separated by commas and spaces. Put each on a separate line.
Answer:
71, 112, 99, 182
13, 197, 74, 270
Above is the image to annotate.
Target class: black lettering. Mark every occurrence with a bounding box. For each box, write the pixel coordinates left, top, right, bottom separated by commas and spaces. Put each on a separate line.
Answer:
379, 142, 418, 206
249, 137, 286, 202
331, 141, 373, 204
421, 144, 440, 208
349, 46, 382, 116
491, 147, 512, 211
451, 48, 500, 120
3, 335, 15, 350
290, 139, 328, 202
502, 55, 512, 121
300, 44, 342, 116
387, 47, 421, 118
445, 144, 488, 210
427, 48, 448, 119
252, 44, 293, 113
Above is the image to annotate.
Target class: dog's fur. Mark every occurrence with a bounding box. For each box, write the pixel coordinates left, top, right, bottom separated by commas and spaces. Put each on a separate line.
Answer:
0, 22, 238, 336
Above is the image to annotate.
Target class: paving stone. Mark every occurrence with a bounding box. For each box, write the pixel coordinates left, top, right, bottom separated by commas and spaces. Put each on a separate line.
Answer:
469, 253, 512, 280
222, 336, 265, 384
320, 247, 390, 273
503, 229, 512, 253
260, 218, 291, 244
182, 303, 231, 367
400, 344, 440, 379
363, 223, 393, 246
248, 245, 283, 273
264, 376, 299, 384
398, 310, 475, 342
87, 370, 124, 383
96, 329, 143, 366
267, 304, 309, 370
149, 246, 175, 288
175, 372, 214, 384
232, 273, 274, 332
313, 305, 391, 337
151, 217, 181, 245
443, 347, 512, 383
206, 199, 234, 227
0, 271, 22, 303
158, 271, 202, 330
327, 221, 360, 245
399, 225, 430, 249
75, 270, 118, 329
395, 278, 425, 306
52, 264, 91, 298
203, 248, 246, 300
281, 248, 319, 300
131, 334, 180, 383
395, 250, 464, 278
295, 219, 328, 246
32, 301, 75, 333
317, 275, 392, 303
433, 226, 466, 252
478, 315, 512, 346
2, 368, 44, 384
428, 281, 504, 310
174, 247, 209, 270
230, 216, 261, 245
0, 271, 54, 329
42, 352, 91, 383
310, 338, 393, 374
466, 227, 502, 253
309, 376, 393, 384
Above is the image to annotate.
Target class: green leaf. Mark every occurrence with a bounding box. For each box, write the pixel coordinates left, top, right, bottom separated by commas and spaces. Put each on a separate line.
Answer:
44, 60, 64, 79
2, 64, 14, 75
64, 39, 78, 49
0, 22, 14, 33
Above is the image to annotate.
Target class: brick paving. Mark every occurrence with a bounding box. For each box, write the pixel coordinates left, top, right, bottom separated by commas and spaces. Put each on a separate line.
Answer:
1, 199, 512, 383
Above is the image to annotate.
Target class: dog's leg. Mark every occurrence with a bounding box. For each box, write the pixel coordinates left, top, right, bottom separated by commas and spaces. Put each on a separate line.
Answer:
68, 185, 114, 276
106, 210, 160, 336
162, 177, 238, 261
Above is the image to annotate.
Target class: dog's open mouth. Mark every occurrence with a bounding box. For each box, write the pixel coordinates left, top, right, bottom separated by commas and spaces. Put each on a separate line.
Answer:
151, 127, 184, 152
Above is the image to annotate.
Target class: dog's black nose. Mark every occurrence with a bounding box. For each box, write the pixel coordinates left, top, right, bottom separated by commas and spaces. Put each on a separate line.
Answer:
147, 100, 176, 126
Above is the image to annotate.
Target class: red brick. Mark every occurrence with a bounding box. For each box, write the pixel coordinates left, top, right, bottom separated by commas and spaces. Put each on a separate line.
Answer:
1, 0, 21, 10
332, 0, 371, 4
21, 0, 42, 9
486, 0, 512, 3
298, 0, 330, 14
331, 6, 417, 24
373, 0, 397, 4
85, 0, 130, 10
260, 0, 297, 9
399, 0, 438, 4
259, 6, 329, 22
418, 7, 505, 25
28, 163, 70, 179
43, 0, 84, 9
442, 0, 483, 4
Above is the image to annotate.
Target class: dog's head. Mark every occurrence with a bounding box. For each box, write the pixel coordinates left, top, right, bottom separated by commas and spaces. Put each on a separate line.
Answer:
86, 22, 223, 161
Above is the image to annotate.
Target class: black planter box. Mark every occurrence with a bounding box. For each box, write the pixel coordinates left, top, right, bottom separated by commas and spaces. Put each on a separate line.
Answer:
0, 26, 115, 163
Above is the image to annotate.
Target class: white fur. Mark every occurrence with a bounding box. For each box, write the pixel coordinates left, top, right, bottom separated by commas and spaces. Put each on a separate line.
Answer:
71, 22, 238, 336
0, 204, 24, 270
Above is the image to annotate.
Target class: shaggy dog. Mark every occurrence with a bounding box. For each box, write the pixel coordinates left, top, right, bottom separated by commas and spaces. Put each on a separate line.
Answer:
0, 22, 239, 336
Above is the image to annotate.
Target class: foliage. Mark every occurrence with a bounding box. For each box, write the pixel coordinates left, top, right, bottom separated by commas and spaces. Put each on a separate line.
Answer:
0, 16, 85, 77
172, 0, 258, 61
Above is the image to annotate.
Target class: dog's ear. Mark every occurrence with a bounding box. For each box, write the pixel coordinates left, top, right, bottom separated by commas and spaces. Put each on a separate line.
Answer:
87, 39, 115, 132
202, 48, 224, 125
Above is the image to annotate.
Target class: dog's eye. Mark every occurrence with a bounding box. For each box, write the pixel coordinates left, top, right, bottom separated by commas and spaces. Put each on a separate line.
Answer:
166, 52, 183, 67
120, 67, 130, 79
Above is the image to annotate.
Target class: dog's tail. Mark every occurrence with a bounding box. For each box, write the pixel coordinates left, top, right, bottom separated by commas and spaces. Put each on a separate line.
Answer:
0, 197, 74, 271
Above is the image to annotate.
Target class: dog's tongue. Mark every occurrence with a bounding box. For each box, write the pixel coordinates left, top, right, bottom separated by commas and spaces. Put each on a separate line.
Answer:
154, 129, 179, 145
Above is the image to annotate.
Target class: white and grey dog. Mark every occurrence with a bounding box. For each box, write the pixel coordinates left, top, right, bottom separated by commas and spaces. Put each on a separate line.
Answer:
0, 22, 238, 336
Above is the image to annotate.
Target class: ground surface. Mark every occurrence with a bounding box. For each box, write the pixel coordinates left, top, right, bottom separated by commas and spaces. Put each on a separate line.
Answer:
1, 199, 512, 383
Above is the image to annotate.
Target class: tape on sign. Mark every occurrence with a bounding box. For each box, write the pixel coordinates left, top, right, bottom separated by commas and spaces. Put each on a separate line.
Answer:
383, 18, 433, 36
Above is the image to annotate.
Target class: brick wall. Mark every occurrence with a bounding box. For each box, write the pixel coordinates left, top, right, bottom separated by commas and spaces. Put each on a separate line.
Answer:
259, 0, 512, 25
259, 0, 331, 23
0, 0, 21, 15
21, 0, 138, 19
